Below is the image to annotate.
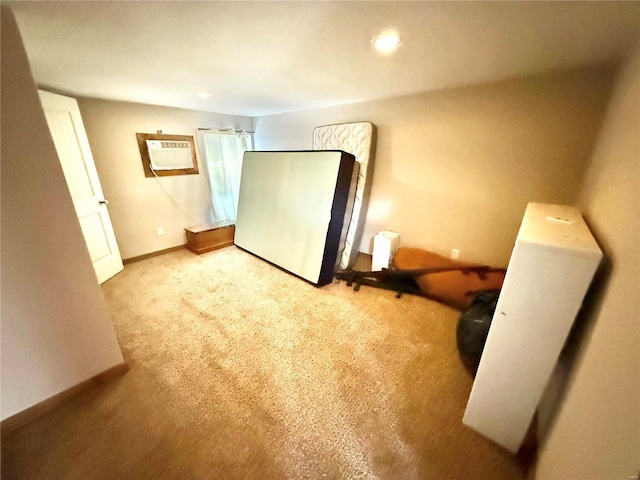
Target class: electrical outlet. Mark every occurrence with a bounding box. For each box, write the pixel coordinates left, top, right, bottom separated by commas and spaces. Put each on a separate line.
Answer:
156, 227, 164, 236
451, 248, 460, 259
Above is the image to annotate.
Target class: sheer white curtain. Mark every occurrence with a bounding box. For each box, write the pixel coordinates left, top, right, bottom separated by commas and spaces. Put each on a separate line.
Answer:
198, 130, 252, 224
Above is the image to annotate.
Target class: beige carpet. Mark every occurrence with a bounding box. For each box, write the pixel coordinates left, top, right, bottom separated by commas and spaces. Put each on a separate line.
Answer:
2, 246, 530, 479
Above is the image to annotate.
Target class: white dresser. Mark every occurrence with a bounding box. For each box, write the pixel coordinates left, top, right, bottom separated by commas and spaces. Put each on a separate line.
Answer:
462, 202, 602, 452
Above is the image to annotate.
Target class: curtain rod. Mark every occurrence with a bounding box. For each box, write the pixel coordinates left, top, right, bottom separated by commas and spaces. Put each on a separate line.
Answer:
198, 128, 255, 134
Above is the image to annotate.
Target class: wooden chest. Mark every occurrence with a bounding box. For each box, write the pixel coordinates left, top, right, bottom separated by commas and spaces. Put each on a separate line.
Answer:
184, 224, 235, 254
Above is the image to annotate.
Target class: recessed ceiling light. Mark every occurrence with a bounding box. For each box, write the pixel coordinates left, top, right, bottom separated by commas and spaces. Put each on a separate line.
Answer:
371, 33, 402, 53
198, 92, 212, 99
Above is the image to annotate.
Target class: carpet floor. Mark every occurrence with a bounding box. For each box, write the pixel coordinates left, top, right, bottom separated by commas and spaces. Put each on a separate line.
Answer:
2, 246, 529, 479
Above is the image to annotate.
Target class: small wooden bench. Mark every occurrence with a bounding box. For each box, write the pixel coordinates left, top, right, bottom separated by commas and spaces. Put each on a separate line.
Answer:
184, 223, 235, 254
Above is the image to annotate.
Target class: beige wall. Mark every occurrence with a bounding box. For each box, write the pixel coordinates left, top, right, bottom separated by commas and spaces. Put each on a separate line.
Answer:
1, 6, 124, 420
255, 66, 614, 266
536, 45, 640, 480
77, 98, 252, 259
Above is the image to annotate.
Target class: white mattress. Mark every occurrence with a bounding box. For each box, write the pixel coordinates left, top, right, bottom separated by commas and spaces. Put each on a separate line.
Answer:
313, 122, 376, 270
235, 150, 357, 286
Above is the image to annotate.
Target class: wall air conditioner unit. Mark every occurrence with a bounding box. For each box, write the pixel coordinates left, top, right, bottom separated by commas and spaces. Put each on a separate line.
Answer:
146, 139, 194, 171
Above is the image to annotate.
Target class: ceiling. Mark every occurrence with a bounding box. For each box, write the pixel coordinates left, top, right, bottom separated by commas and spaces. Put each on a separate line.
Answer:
6, 1, 640, 117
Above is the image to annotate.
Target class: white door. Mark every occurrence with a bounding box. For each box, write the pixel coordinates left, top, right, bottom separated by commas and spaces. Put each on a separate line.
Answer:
39, 90, 123, 284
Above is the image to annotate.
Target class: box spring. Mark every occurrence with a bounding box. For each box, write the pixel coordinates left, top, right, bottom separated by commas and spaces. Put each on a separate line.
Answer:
235, 150, 357, 286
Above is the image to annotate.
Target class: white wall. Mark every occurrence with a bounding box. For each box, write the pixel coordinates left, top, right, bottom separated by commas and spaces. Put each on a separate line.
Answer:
536, 44, 640, 480
254, 66, 615, 267
1, 6, 124, 420
77, 98, 252, 260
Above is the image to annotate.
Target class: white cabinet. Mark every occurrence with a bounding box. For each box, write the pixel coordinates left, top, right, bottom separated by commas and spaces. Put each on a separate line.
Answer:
462, 203, 602, 452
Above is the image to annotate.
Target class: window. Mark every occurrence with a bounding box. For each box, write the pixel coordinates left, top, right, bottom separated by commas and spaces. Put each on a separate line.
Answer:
197, 129, 252, 224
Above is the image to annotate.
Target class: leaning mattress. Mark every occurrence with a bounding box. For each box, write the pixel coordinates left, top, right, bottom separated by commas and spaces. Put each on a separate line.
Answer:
313, 122, 376, 270
235, 150, 357, 286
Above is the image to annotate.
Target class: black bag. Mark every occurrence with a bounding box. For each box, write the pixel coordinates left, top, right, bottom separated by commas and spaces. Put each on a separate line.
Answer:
456, 290, 500, 374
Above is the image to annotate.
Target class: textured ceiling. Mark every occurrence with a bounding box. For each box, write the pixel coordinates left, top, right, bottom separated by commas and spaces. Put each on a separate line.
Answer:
6, 1, 640, 117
